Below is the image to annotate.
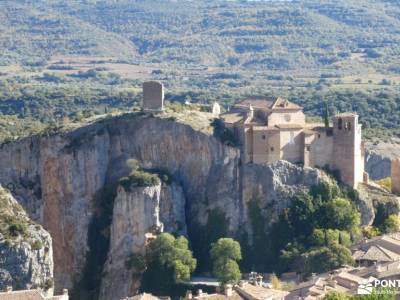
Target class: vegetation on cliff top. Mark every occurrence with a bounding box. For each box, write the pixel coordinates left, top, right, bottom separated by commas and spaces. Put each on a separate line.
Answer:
119, 170, 161, 190
119, 158, 175, 190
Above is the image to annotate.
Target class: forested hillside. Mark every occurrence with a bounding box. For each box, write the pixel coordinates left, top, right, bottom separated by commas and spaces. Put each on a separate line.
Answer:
1, 0, 400, 141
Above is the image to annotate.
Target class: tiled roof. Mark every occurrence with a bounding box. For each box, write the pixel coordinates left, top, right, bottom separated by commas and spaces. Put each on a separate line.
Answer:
360, 245, 400, 262
122, 293, 161, 300
234, 98, 275, 110
194, 291, 243, 300
0, 290, 44, 300
353, 234, 400, 261
235, 283, 289, 300
335, 271, 366, 284
271, 97, 302, 110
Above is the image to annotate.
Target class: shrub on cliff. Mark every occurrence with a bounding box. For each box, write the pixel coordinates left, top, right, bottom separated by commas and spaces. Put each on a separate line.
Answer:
119, 170, 160, 190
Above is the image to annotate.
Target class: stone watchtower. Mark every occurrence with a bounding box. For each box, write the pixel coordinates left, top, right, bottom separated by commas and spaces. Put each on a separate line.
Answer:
332, 113, 364, 188
392, 159, 400, 195
142, 81, 164, 112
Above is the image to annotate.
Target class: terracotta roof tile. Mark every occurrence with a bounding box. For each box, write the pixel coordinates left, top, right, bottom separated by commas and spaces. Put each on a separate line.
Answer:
235, 283, 289, 300
234, 98, 275, 110
271, 97, 302, 110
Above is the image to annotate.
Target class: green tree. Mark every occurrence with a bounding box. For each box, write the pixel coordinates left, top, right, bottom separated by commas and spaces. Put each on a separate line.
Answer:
210, 238, 242, 284
141, 233, 196, 295
305, 244, 353, 274
319, 198, 360, 232
289, 193, 315, 236
363, 226, 381, 238
324, 101, 330, 128
383, 215, 400, 234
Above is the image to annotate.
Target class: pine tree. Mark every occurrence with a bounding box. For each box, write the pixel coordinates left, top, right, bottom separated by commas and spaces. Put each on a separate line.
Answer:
324, 101, 330, 128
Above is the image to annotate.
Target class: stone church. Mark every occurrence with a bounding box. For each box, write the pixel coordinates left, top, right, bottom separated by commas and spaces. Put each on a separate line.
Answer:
221, 97, 367, 188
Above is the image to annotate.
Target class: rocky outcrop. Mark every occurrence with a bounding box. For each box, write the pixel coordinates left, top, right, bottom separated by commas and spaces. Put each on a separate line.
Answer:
365, 142, 400, 180
357, 183, 400, 226
0, 111, 361, 297
0, 113, 239, 290
365, 150, 392, 180
99, 181, 187, 300
240, 161, 331, 236
160, 182, 187, 235
99, 184, 161, 300
0, 186, 53, 292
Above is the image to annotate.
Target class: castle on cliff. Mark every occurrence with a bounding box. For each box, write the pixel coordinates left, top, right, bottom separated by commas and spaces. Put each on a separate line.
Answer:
140, 81, 368, 188
220, 97, 367, 188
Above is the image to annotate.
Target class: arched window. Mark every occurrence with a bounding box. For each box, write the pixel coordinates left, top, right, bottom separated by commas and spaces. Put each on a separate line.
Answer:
338, 118, 343, 130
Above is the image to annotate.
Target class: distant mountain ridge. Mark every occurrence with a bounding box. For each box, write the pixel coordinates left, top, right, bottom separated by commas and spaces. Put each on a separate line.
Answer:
1, 0, 400, 73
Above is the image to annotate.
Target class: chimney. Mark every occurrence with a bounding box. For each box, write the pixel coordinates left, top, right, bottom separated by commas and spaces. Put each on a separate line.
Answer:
5, 286, 12, 292
186, 290, 193, 299
224, 284, 233, 297
63, 289, 69, 295
239, 280, 245, 288
197, 289, 203, 297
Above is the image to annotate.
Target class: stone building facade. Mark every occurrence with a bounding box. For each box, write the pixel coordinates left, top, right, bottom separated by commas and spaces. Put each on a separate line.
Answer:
142, 81, 164, 112
392, 159, 400, 195
221, 97, 366, 188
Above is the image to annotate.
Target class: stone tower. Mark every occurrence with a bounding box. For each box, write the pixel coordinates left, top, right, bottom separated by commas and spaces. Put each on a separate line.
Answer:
332, 113, 364, 188
142, 81, 164, 112
392, 159, 400, 195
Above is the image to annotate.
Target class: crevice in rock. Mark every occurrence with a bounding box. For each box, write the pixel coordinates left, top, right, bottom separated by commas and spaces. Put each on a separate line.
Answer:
70, 183, 118, 300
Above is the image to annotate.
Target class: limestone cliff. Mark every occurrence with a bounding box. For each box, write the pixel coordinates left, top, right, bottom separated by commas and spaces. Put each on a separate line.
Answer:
240, 161, 331, 229
99, 181, 186, 300
0, 186, 53, 292
0, 111, 396, 299
99, 184, 161, 300
365, 141, 400, 180
0, 112, 239, 290
357, 183, 400, 226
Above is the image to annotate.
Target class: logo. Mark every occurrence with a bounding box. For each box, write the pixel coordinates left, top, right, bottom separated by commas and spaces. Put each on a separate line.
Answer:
357, 280, 400, 295
357, 281, 373, 295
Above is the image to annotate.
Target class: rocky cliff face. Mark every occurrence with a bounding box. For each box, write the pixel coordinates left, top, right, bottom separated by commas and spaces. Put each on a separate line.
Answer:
357, 183, 400, 226
0, 111, 396, 299
240, 161, 331, 232
99, 184, 161, 300
365, 142, 400, 180
0, 186, 53, 292
0, 113, 239, 290
99, 181, 186, 300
